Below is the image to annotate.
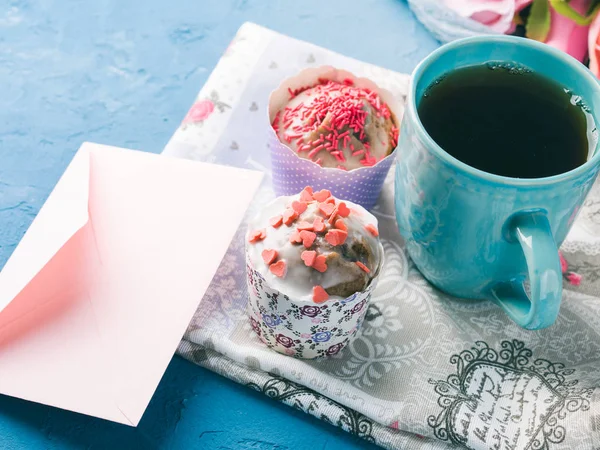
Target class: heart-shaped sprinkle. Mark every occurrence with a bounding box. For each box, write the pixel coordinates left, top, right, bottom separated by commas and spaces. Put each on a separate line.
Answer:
299, 186, 314, 202
365, 223, 379, 237
318, 202, 335, 217
313, 217, 326, 233
262, 249, 278, 265
297, 221, 314, 231
337, 202, 350, 218
283, 208, 299, 226
324, 197, 336, 204
292, 201, 308, 215
269, 215, 283, 228
269, 260, 287, 278
313, 189, 331, 202
299, 230, 316, 248
334, 219, 347, 231
301, 250, 317, 267
289, 230, 303, 244
312, 285, 329, 303
355, 261, 370, 273
328, 206, 339, 224
325, 229, 348, 246
312, 254, 328, 272
248, 229, 266, 243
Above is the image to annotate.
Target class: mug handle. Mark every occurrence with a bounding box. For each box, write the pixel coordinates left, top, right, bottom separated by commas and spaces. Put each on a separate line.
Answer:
489, 212, 562, 330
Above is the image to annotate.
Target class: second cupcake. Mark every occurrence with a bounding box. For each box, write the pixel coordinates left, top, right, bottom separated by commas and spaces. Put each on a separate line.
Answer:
246, 186, 384, 359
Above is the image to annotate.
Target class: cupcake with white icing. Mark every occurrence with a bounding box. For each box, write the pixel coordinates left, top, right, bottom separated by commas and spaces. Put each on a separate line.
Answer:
245, 186, 384, 359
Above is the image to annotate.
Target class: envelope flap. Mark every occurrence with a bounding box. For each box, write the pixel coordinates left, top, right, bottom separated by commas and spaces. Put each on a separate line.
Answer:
0, 221, 133, 426
0, 147, 91, 313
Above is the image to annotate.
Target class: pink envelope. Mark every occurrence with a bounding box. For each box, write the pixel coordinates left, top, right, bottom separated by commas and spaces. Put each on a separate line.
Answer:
0, 143, 263, 426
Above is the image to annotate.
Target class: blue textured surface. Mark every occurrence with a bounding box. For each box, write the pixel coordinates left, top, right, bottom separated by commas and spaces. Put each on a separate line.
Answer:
0, 0, 439, 448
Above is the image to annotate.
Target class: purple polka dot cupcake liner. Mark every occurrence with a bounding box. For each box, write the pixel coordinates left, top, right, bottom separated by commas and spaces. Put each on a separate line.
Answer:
246, 253, 382, 359
267, 66, 402, 211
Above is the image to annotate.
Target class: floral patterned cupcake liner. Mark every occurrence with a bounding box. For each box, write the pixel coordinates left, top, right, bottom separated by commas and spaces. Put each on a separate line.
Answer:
246, 255, 379, 359
267, 66, 403, 210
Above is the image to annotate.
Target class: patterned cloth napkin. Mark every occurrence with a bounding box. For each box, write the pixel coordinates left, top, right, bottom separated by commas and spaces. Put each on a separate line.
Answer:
164, 23, 600, 450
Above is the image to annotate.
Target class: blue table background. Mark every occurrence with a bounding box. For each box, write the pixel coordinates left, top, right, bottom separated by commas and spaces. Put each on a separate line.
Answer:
0, 1, 439, 448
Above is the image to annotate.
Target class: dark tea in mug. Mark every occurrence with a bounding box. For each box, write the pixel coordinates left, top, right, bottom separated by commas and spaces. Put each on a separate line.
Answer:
418, 63, 594, 178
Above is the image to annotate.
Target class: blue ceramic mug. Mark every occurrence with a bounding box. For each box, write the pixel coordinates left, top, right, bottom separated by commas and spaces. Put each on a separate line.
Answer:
395, 36, 600, 330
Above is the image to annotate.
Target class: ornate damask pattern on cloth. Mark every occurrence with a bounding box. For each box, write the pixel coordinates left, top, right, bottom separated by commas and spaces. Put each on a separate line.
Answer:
164, 23, 600, 450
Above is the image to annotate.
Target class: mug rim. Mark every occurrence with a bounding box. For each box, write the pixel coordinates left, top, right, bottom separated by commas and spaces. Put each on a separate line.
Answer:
409, 35, 600, 186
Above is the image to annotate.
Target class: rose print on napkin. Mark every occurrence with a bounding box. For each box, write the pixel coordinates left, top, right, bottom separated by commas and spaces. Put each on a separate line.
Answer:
182, 91, 231, 125
183, 99, 214, 123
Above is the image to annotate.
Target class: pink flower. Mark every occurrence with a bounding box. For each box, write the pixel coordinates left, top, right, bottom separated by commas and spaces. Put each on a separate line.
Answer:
183, 99, 215, 124
560, 251, 583, 286
544, 0, 590, 62
567, 272, 582, 286
300, 333, 311, 339
284, 348, 295, 356
589, 8, 600, 76
442, 0, 528, 33
515, 0, 533, 11
559, 251, 568, 273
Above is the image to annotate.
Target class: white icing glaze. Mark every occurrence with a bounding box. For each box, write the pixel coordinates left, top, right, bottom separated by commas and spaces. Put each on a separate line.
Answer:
246, 193, 383, 302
